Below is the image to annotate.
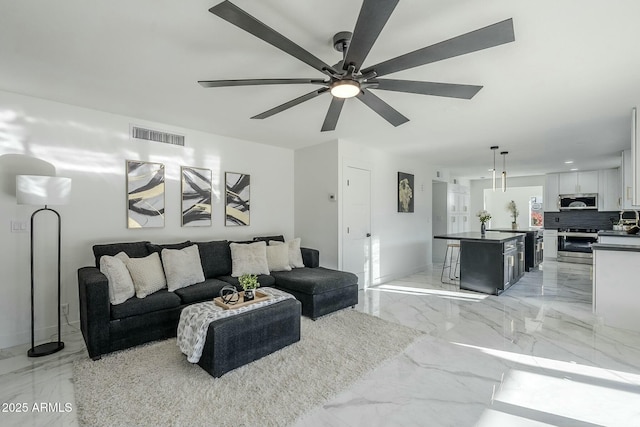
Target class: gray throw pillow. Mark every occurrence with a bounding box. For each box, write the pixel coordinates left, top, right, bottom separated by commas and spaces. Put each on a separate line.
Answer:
230, 241, 270, 277
100, 251, 135, 305
270, 238, 304, 268
161, 245, 205, 292
266, 243, 292, 272
125, 252, 167, 298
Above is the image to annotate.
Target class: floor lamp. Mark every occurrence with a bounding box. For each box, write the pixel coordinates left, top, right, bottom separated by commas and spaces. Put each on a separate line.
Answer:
16, 175, 72, 357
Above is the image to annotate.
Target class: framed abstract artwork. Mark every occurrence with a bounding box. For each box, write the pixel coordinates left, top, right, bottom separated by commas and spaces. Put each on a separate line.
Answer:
126, 160, 165, 228
225, 172, 250, 226
181, 166, 212, 227
397, 172, 414, 213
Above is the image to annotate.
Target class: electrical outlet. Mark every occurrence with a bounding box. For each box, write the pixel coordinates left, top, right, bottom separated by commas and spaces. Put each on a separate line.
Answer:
61, 303, 69, 316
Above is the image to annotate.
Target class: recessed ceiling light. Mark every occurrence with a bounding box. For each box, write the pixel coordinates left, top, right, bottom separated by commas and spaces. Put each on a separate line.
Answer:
570, 168, 578, 171
564, 160, 574, 164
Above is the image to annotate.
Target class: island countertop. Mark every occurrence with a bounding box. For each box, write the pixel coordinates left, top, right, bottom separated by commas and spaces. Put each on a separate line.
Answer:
434, 231, 523, 243
486, 228, 542, 234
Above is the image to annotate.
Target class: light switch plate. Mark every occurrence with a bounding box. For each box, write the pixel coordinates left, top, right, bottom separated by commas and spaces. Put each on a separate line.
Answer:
10, 220, 28, 233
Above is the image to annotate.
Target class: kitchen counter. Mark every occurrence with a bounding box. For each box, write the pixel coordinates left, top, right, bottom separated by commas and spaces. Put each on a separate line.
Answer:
592, 243, 640, 252
592, 242, 640, 332
486, 228, 542, 233
597, 230, 640, 247
434, 231, 523, 243
598, 230, 640, 238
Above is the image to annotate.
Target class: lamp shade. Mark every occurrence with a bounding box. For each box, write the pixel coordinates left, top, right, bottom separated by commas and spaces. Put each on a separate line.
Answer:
16, 175, 72, 206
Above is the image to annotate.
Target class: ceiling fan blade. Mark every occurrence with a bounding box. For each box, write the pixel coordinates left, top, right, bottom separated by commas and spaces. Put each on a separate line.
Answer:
342, 0, 399, 72
210, 1, 332, 74
321, 97, 346, 132
357, 89, 409, 127
362, 18, 515, 77
372, 79, 483, 99
198, 78, 327, 88
251, 88, 329, 119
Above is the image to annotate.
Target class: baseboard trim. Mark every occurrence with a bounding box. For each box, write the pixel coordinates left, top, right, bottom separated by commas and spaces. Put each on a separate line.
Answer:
371, 264, 428, 287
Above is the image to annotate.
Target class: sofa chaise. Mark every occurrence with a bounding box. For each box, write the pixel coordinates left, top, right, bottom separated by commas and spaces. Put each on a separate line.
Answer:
77, 237, 358, 360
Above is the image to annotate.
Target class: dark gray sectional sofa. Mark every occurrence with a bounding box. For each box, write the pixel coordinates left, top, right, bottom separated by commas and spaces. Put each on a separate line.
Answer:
77, 238, 358, 360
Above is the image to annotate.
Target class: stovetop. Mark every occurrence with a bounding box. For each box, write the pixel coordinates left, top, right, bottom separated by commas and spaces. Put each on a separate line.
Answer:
559, 228, 599, 233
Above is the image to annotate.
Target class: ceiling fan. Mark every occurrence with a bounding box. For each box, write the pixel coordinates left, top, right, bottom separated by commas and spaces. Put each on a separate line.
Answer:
199, 0, 515, 132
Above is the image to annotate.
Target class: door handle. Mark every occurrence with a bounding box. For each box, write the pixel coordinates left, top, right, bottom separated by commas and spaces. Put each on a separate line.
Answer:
366, 233, 371, 237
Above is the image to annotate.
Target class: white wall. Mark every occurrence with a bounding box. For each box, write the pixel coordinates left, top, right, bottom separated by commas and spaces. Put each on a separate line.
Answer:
339, 140, 434, 284
484, 186, 544, 229
294, 139, 434, 286
294, 140, 339, 268
0, 90, 294, 349
470, 176, 546, 230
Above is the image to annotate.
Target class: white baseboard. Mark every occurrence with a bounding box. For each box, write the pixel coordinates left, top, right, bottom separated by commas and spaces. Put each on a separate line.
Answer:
0, 319, 80, 351
370, 264, 428, 287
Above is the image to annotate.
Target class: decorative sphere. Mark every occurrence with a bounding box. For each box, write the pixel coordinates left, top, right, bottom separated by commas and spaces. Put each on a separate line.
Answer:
219, 285, 239, 305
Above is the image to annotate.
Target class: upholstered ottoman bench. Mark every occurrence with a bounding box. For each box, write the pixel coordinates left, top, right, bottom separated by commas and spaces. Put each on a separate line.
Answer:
271, 267, 358, 320
181, 296, 301, 378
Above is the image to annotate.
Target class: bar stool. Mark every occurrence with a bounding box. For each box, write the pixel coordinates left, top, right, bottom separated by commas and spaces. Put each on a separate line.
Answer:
441, 242, 460, 284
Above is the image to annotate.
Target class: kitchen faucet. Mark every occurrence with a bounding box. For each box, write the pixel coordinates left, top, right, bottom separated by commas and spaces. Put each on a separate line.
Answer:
619, 209, 640, 227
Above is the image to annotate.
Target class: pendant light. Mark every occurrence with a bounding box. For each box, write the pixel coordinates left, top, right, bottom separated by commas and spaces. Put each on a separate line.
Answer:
490, 146, 499, 191
501, 151, 509, 192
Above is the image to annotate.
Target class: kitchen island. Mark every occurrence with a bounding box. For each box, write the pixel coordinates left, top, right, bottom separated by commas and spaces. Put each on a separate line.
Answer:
434, 232, 525, 295
487, 228, 544, 271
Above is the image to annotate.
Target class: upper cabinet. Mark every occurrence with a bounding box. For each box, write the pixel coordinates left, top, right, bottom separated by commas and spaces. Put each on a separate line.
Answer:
544, 173, 559, 212
599, 168, 621, 211
558, 170, 599, 194
546, 168, 621, 212
622, 149, 640, 209
622, 108, 640, 209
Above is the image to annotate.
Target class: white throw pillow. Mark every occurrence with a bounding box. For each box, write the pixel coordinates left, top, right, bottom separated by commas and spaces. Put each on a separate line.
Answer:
125, 252, 167, 298
161, 245, 205, 292
270, 238, 305, 268
100, 252, 135, 305
230, 241, 270, 277
266, 243, 292, 272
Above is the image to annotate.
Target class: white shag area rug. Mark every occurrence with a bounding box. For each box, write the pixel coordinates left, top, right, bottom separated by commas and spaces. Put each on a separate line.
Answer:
73, 309, 422, 427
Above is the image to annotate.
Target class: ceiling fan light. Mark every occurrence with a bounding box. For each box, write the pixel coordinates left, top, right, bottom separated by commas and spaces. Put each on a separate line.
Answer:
330, 80, 361, 98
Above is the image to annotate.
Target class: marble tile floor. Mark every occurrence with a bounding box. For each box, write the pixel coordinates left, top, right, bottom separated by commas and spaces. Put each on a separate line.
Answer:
1, 261, 640, 426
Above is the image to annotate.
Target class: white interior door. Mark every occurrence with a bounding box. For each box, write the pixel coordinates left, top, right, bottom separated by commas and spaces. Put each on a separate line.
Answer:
343, 166, 371, 290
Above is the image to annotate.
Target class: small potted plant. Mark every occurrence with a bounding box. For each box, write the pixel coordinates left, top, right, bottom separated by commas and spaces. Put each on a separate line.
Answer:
476, 210, 491, 236
507, 200, 519, 230
238, 274, 260, 302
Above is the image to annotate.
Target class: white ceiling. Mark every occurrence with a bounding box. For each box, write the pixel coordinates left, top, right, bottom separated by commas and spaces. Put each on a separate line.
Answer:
1, 0, 638, 179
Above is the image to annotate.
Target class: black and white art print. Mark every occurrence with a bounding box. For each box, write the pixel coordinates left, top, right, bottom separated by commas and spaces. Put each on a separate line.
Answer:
181, 166, 212, 227
397, 172, 414, 213
127, 160, 165, 228
225, 172, 250, 226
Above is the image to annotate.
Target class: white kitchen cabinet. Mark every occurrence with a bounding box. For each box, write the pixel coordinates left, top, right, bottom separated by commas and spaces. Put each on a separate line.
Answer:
558, 171, 599, 194
544, 173, 559, 212
598, 168, 621, 211
593, 246, 640, 332
447, 184, 470, 233
543, 229, 557, 259
622, 149, 640, 209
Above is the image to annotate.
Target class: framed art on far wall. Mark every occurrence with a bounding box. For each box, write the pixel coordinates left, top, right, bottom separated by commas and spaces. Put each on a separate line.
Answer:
181, 166, 212, 227
126, 160, 165, 228
225, 172, 250, 226
397, 171, 414, 213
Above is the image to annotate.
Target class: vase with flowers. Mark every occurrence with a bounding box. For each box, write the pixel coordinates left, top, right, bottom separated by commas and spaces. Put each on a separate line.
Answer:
476, 210, 491, 236
507, 200, 519, 230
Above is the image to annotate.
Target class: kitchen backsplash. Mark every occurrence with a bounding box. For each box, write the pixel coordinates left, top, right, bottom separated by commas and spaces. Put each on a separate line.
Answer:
544, 211, 620, 230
